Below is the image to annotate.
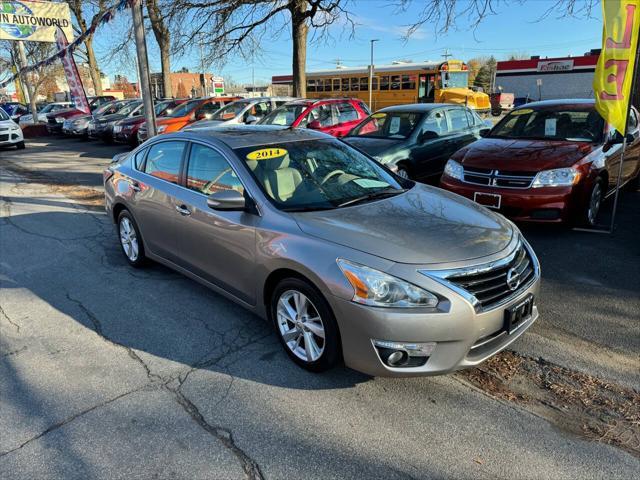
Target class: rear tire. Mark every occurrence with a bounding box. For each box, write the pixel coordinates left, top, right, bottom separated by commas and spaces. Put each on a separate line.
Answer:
117, 210, 147, 268
270, 278, 341, 373
16, 141, 25, 150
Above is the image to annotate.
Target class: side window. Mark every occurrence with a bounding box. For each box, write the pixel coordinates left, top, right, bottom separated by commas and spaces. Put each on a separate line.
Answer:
307, 79, 316, 93
249, 102, 271, 119
336, 102, 359, 123
628, 109, 638, 131
341, 78, 349, 92
422, 110, 447, 136
390, 75, 401, 90
350, 78, 360, 91
186, 144, 244, 195
447, 108, 469, 131
198, 102, 218, 118
380, 76, 390, 91
144, 141, 186, 184
465, 109, 477, 127
401, 75, 416, 90
133, 147, 147, 170
359, 77, 368, 92
332, 78, 340, 91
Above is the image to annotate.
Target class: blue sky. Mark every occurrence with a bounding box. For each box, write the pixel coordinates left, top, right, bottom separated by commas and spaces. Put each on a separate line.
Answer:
95, 0, 603, 85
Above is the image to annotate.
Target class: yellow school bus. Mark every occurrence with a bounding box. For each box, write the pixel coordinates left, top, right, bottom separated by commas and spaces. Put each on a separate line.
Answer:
304, 60, 490, 113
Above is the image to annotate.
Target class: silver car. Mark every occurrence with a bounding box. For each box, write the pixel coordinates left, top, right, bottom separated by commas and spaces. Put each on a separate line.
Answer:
104, 126, 540, 376
183, 97, 297, 130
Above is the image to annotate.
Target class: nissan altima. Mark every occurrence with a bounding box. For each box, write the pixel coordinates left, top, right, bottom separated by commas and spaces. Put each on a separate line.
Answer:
104, 126, 541, 376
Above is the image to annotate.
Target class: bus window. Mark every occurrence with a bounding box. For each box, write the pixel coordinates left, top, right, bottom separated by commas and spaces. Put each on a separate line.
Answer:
351, 78, 360, 91
402, 75, 416, 90
390, 75, 401, 90
341, 78, 350, 92
332, 78, 341, 91
380, 76, 389, 91
324, 79, 332, 91
372, 77, 379, 90
360, 77, 368, 91
307, 79, 316, 93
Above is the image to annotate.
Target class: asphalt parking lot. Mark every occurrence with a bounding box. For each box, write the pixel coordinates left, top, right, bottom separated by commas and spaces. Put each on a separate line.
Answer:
1, 138, 639, 479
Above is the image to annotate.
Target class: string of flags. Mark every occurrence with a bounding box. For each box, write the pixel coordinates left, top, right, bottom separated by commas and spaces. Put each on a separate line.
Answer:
0, 0, 132, 89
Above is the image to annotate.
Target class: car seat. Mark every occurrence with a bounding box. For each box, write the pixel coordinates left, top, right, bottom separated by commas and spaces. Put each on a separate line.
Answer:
262, 154, 303, 202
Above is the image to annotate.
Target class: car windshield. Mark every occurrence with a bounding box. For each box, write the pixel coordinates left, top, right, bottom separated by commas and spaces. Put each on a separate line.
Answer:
350, 112, 423, 139
116, 102, 141, 116
166, 100, 200, 117
155, 101, 172, 115
94, 102, 119, 116
211, 101, 250, 120
259, 103, 308, 126
0, 108, 9, 121
234, 139, 407, 211
39, 104, 56, 113
490, 106, 605, 142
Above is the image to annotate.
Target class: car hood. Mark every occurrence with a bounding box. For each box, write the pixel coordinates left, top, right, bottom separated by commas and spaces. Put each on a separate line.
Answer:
118, 116, 144, 126
185, 119, 226, 130
96, 113, 126, 124
454, 137, 594, 171
292, 183, 514, 265
48, 108, 80, 119
343, 137, 404, 157
0, 119, 18, 129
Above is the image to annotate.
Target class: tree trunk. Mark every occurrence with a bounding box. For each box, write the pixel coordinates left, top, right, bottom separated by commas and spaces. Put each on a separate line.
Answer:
16, 43, 37, 125
84, 36, 103, 95
290, 0, 308, 98
159, 37, 172, 98
146, 0, 172, 98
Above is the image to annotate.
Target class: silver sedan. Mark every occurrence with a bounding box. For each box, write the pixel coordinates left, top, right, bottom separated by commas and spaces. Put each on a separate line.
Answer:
104, 126, 540, 376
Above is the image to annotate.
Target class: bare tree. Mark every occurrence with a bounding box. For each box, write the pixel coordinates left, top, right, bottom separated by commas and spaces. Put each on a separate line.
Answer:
173, 0, 354, 97
145, 0, 173, 97
67, 0, 112, 95
397, 0, 598, 35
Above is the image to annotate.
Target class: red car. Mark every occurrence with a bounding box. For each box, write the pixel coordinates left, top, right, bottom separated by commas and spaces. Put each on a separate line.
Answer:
440, 99, 640, 226
113, 99, 188, 146
258, 98, 370, 137
46, 95, 116, 134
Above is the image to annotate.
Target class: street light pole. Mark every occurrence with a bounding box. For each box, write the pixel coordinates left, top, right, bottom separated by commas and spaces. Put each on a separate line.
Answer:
131, 0, 156, 137
369, 39, 379, 110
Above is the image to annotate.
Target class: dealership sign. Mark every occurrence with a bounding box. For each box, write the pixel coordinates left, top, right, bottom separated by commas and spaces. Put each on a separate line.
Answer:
0, 0, 73, 42
536, 60, 575, 72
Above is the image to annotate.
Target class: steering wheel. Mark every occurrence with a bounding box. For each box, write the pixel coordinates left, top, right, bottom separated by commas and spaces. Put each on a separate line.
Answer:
320, 170, 345, 185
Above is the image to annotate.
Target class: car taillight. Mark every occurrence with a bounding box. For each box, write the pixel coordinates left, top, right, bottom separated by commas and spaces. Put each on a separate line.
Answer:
103, 168, 115, 183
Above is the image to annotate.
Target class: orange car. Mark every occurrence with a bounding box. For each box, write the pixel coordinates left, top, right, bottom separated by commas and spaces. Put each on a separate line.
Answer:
138, 96, 242, 141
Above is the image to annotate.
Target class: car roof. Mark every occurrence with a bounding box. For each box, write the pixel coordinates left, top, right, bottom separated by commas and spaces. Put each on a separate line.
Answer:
164, 125, 331, 149
514, 99, 596, 109
377, 103, 459, 113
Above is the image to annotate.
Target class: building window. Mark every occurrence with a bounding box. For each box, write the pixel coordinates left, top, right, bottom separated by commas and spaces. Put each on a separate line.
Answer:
380, 76, 390, 91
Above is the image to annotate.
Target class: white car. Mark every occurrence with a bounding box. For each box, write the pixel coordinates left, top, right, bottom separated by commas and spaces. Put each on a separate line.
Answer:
0, 107, 25, 149
18, 102, 72, 126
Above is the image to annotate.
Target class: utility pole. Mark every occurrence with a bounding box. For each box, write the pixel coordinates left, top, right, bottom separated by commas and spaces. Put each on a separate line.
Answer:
441, 49, 452, 61
369, 39, 379, 110
198, 37, 206, 96
131, 0, 156, 137
16, 41, 37, 125
252, 66, 255, 97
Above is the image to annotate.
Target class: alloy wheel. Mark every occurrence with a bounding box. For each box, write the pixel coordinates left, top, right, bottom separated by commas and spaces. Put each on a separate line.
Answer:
588, 182, 602, 225
119, 217, 139, 262
276, 290, 325, 363
397, 168, 409, 179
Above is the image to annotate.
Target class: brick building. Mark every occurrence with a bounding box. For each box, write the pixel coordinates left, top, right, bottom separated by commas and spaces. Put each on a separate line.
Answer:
150, 71, 220, 99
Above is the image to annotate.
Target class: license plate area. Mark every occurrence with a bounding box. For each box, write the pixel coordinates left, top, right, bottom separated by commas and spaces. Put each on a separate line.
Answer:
504, 294, 534, 334
474, 192, 501, 209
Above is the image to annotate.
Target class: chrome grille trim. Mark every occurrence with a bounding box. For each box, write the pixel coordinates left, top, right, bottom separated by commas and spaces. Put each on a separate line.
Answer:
420, 238, 540, 313
462, 167, 536, 189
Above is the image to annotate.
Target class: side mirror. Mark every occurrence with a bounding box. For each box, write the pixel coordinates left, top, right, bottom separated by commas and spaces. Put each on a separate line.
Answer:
206, 190, 246, 211
419, 130, 439, 143
308, 120, 322, 129
245, 115, 258, 124
479, 128, 491, 137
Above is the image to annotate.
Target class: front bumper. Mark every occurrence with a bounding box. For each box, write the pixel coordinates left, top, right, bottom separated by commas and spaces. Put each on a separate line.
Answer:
113, 129, 137, 144
331, 241, 541, 377
440, 176, 579, 223
47, 122, 64, 133
63, 125, 88, 136
0, 128, 24, 146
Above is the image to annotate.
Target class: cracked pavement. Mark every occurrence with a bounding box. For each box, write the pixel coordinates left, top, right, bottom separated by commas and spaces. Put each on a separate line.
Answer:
0, 139, 638, 479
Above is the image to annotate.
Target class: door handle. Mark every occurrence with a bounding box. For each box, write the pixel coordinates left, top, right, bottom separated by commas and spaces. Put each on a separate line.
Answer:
131, 182, 141, 192
175, 205, 191, 216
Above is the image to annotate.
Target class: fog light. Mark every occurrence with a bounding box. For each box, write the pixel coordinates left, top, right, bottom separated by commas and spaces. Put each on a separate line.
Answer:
373, 340, 436, 368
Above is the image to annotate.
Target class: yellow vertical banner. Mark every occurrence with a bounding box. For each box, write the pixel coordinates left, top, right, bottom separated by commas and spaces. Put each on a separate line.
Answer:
593, 0, 640, 134
11, 65, 25, 103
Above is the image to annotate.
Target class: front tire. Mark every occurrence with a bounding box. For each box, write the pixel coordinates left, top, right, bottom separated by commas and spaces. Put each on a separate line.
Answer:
117, 210, 147, 267
396, 166, 410, 180
270, 278, 341, 372
582, 178, 604, 227
16, 141, 25, 150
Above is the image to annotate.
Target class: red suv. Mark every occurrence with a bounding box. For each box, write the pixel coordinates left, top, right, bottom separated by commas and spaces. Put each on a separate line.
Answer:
439, 99, 640, 226
46, 95, 116, 134
258, 98, 369, 137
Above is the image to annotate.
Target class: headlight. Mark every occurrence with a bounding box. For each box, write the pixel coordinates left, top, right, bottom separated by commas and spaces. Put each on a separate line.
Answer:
157, 125, 167, 133
532, 167, 580, 187
337, 259, 439, 308
444, 159, 464, 180
55, 117, 64, 123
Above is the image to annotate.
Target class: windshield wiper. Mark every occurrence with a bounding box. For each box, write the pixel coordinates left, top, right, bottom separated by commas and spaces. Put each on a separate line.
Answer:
281, 205, 336, 212
337, 188, 407, 208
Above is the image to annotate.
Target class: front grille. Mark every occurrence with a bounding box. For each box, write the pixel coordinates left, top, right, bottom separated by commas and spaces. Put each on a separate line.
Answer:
0, 134, 8, 142
446, 243, 535, 310
463, 167, 536, 189
48, 117, 57, 125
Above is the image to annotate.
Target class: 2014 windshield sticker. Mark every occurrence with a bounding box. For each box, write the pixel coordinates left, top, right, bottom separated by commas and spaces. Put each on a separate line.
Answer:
247, 148, 288, 160
512, 108, 534, 115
